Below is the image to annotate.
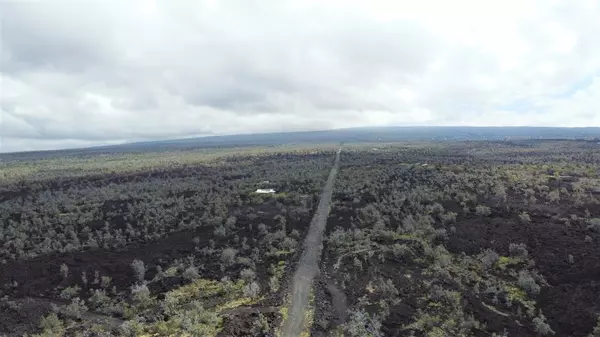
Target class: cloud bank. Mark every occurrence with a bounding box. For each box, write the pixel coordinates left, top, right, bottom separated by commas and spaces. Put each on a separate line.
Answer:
2, 0, 600, 152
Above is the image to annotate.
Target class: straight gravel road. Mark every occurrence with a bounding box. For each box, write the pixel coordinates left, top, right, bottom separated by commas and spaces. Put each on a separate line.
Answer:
281, 147, 341, 337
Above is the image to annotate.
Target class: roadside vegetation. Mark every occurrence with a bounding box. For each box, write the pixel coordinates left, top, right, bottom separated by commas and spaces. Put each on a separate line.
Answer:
0, 146, 336, 336
315, 140, 600, 337
3, 140, 600, 336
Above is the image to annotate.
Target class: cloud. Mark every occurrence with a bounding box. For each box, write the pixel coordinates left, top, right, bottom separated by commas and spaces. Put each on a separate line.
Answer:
2, 0, 600, 152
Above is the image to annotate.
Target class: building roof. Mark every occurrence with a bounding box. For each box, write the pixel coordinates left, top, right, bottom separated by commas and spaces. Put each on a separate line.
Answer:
255, 188, 276, 194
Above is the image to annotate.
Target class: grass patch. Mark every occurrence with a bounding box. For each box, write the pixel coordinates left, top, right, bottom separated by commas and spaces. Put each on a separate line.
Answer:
275, 296, 291, 337
497, 256, 522, 270
123, 278, 255, 337
505, 285, 536, 312
300, 291, 316, 337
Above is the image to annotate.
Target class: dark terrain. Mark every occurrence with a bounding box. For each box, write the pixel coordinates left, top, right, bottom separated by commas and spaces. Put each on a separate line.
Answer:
0, 147, 336, 336
1, 138, 600, 336
312, 140, 600, 337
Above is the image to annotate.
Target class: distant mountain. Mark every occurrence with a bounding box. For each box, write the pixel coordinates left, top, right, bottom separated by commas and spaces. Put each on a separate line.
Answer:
3, 126, 600, 160
109, 126, 600, 146
108, 126, 600, 150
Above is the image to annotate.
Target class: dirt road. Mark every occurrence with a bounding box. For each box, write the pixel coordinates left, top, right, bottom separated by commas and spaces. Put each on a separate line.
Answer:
281, 148, 341, 336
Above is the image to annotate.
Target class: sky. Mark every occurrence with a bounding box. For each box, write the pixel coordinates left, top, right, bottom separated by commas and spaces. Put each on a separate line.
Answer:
1, 0, 600, 152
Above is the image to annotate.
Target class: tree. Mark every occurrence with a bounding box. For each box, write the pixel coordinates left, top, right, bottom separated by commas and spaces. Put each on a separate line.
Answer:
131, 259, 146, 282
358, 204, 382, 227
220, 248, 237, 266
344, 309, 383, 337
533, 312, 554, 335
63, 298, 88, 319
60, 264, 69, 279
519, 212, 532, 223
475, 205, 492, 216
39, 312, 64, 335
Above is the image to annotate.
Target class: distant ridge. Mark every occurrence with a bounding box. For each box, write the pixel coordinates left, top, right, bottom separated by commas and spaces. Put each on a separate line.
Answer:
110, 126, 600, 148
2, 126, 600, 159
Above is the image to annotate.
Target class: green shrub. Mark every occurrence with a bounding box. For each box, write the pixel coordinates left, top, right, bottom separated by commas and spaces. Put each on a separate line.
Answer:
63, 297, 88, 319
240, 268, 256, 282
39, 312, 64, 335
131, 259, 146, 282
533, 313, 554, 335
88, 289, 111, 309
328, 228, 349, 249
131, 283, 153, 307
251, 313, 271, 335
475, 205, 492, 216
59, 285, 81, 300
481, 249, 499, 269
220, 248, 237, 266
101, 276, 112, 289
509, 243, 528, 258
59, 264, 69, 280
182, 266, 200, 281
587, 218, 600, 232
518, 270, 540, 296
519, 212, 532, 223
243, 281, 260, 298
344, 309, 383, 337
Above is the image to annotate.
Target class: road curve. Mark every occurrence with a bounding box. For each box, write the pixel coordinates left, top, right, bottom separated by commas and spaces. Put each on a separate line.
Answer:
281, 147, 341, 336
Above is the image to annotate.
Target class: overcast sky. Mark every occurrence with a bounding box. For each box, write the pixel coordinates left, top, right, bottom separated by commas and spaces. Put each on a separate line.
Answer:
1, 0, 600, 152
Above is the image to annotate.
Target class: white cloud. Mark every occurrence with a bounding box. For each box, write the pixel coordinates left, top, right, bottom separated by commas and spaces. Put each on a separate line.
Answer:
1, 0, 600, 152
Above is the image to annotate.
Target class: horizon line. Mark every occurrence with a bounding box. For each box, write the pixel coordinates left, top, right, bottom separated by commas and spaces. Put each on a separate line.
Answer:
2, 125, 600, 155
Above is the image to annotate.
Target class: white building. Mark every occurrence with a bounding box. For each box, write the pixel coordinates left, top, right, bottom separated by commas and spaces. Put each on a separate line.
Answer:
255, 189, 276, 194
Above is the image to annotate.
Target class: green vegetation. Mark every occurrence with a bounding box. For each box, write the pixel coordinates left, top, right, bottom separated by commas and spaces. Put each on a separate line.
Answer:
0, 145, 336, 336
314, 140, 600, 337
4, 140, 600, 336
